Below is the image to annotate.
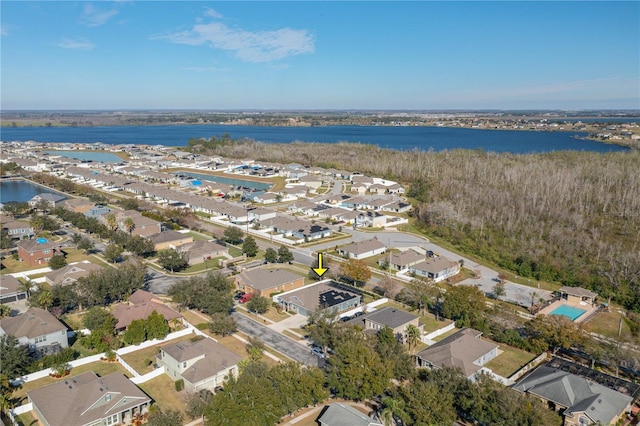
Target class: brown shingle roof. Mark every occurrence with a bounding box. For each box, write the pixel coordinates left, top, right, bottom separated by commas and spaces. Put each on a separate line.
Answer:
45, 263, 103, 286
237, 268, 303, 292
112, 302, 182, 330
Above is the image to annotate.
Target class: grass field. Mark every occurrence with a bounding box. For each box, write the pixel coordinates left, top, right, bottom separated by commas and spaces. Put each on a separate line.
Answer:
582, 308, 634, 342
14, 410, 40, 426
138, 375, 188, 415
120, 334, 195, 375
484, 344, 537, 378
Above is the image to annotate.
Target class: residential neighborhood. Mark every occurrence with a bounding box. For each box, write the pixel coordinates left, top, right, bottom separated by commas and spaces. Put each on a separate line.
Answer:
0, 140, 638, 426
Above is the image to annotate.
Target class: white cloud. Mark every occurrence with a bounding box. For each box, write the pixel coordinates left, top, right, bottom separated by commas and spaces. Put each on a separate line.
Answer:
80, 3, 118, 27
56, 37, 95, 50
203, 8, 223, 19
153, 12, 314, 63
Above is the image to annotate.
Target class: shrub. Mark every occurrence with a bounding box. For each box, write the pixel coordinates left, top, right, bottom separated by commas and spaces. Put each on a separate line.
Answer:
175, 379, 184, 392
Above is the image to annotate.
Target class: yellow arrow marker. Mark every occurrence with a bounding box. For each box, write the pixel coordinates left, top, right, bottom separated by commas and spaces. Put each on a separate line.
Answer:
312, 253, 329, 278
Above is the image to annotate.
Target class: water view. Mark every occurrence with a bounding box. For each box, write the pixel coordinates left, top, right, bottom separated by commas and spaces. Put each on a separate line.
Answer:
1, 125, 629, 154
45, 150, 124, 163
0, 180, 66, 203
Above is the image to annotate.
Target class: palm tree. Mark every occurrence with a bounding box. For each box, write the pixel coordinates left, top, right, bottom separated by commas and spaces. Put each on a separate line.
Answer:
37, 290, 53, 311
19, 280, 32, 300
379, 396, 405, 426
0, 304, 11, 319
105, 213, 118, 232
124, 217, 135, 235
406, 324, 421, 353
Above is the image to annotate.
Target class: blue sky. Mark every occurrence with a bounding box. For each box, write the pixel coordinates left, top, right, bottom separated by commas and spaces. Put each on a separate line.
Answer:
1, 1, 639, 110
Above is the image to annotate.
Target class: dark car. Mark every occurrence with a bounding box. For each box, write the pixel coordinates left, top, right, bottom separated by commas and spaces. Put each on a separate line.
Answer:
233, 291, 246, 301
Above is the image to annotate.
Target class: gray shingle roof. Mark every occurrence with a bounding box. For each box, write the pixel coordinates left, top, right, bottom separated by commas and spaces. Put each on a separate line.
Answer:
0, 308, 67, 339
415, 328, 498, 378
513, 365, 632, 424
27, 371, 151, 426
317, 403, 382, 426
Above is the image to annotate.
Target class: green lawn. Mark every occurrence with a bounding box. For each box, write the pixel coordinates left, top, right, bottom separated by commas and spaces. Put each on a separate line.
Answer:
14, 410, 40, 426
484, 344, 537, 378
120, 335, 195, 375
138, 375, 188, 415
582, 308, 634, 342
432, 327, 459, 342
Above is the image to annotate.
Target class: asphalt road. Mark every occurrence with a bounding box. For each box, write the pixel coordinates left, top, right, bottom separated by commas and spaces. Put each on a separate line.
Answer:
232, 311, 323, 367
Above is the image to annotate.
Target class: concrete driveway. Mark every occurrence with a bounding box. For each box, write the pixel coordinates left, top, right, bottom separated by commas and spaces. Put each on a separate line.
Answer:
232, 312, 323, 367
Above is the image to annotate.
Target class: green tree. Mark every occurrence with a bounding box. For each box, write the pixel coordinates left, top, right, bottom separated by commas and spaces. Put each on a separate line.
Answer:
0, 336, 31, 378
122, 319, 147, 345
105, 213, 118, 232
263, 247, 278, 263
223, 226, 244, 244
146, 310, 169, 340
524, 314, 584, 354
37, 290, 53, 311
375, 326, 415, 381
83, 307, 116, 332
339, 258, 371, 287
277, 245, 294, 263
208, 313, 237, 337
185, 389, 212, 420
104, 244, 124, 263
48, 254, 67, 270
493, 281, 506, 298
77, 237, 95, 254
441, 284, 487, 331
241, 236, 258, 258
246, 296, 270, 314
123, 217, 135, 235
327, 330, 391, 401
0, 229, 13, 250
157, 248, 189, 273
147, 408, 184, 426
405, 324, 421, 353
0, 305, 11, 319
379, 396, 406, 426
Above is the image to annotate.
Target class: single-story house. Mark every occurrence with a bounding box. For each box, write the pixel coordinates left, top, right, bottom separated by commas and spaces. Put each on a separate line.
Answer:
338, 238, 386, 260
408, 257, 460, 282
179, 240, 229, 265
157, 336, 242, 393
235, 267, 305, 297
0, 275, 27, 304
346, 307, 421, 342
271, 217, 332, 241
274, 280, 361, 317
378, 249, 424, 271
0, 307, 68, 351
84, 205, 112, 219
512, 364, 633, 426
148, 230, 194, 251
415, 328, 498, 381
112, 290, 182, 332
317, 403, 383, 426
45, 262, 103, 286
558, 286, 598, 305
27, 371, 151, 426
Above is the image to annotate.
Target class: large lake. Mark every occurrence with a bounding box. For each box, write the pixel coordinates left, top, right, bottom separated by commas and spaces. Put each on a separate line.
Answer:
0, 180, 66, 203
0, 125, 630, 153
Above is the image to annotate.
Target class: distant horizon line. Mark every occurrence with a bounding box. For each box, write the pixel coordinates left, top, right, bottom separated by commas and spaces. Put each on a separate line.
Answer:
2, 108, 640, 114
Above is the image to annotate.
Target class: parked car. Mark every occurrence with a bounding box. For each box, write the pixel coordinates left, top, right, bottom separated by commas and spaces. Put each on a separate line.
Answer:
233, 291, 246, 301
239, 293, 254, 304
311, 346, 326, 359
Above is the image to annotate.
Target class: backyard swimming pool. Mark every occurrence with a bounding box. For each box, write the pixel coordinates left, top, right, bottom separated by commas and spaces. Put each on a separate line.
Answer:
550, 304, 586, 321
